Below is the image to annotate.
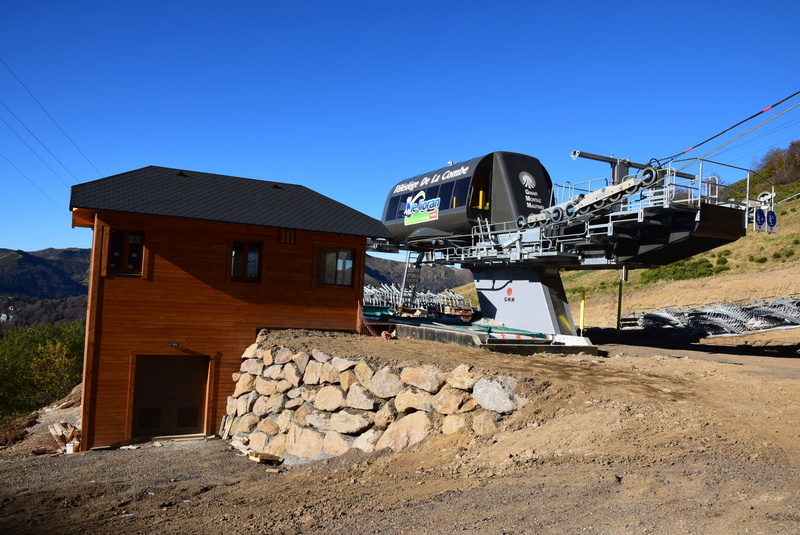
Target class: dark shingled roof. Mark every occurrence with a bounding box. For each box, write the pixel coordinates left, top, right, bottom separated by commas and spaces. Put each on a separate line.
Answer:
70, 166, 392, 239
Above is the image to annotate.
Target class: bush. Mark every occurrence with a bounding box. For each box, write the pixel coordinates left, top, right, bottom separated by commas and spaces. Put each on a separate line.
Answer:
640, 258, 714, 284
713, 265, 731, 274
716, 256, 728, 265
0, 321, 84, 419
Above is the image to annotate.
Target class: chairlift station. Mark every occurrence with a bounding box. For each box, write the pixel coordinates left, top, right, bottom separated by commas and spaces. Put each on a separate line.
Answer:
372, 150, 770, 348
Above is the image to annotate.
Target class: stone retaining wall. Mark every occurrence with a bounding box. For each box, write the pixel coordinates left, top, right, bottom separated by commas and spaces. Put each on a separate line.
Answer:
219, 330, 527, 464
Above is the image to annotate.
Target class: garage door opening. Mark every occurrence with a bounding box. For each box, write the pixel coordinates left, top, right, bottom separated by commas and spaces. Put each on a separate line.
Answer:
132, 355, 209, 438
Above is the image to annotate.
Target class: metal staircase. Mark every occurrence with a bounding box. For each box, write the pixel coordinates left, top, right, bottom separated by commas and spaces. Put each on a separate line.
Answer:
398, 252, 425, 311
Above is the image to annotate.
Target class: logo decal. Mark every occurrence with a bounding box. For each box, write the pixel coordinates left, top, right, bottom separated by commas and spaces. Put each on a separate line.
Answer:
404, 191, 441, 226
519, 172, 535, 189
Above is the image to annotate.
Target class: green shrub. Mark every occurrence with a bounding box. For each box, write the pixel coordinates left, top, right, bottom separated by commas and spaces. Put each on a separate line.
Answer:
773, 251, 783, 259
0, 321, 84, 419
716, 256, 728, 265
754, 256, 768, 263
713, 265, 731, 274
640, 257, 714, 284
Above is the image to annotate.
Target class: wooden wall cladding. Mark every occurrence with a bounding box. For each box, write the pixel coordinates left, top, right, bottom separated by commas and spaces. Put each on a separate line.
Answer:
81, 212, 367, 448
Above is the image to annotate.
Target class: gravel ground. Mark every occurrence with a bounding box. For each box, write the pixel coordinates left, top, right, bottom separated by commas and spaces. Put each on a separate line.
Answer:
1, 328, 799, 534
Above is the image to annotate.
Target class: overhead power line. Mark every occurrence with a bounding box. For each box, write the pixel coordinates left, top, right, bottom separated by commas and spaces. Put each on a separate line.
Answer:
0, 114, 74, 189
0, 151, 69, 215
0, 56, 103, 178
658, 89, 800, 165
675, 100, 800, 173
0, 97, 81, 183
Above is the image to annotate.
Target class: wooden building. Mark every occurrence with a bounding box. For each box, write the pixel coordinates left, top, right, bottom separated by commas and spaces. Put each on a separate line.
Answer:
70, 166, 392, 449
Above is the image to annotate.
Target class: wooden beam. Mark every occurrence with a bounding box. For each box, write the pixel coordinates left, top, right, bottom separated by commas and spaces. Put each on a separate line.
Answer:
71, 208, 96, 228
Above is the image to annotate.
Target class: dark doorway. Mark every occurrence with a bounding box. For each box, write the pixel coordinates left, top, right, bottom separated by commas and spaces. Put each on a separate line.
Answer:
132, 355, 209, 437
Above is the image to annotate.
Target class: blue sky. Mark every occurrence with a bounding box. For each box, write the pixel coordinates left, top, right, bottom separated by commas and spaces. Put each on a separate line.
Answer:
2, 1, 799, 251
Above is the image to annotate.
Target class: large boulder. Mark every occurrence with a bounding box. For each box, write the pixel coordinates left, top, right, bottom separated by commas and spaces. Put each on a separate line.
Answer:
346, 384, 381, 410
433, 385, 469, 415
339, 370, 358, 392
231, 413, 260, 435
285, 424, 324, 459
255, 377, 278, 396
442, 414, 466, 435
311, 348, 332, 363
319, 362, 340, 384
240, 358, 264, 376
232, 373, 256, 398
281, 362, 302, 387
264, 364, 283, 379
331, 357, 358, 372
354, 360, 374, 387
472, 410, 499, 436
369, 367, 404, 398
303, 360, 323, 384
305, 411, 332, 432
256, 418, 280, 435
248, 430, 271, 453
375, 411, 431, 452
240, 343, 258, 360
394, 389, 434, 413
400, 365, 446, 393
352, 428, 383, 453
274, 347, 294, 365
314, 386, 346, 411
472, 377, 517, 414
329, 410, 373, 434
374, 400, 397, 428
323, 431, 354, 456
446, 364, 481, 391
292, 352, 310, 374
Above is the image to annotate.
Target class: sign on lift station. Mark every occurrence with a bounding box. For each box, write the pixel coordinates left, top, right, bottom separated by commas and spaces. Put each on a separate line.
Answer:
754, 208, 766, 232
754, 208, 778, 233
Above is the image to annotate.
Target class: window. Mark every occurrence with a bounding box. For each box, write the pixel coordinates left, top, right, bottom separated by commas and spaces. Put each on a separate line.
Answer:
231, 240, 262, 281
317, 247, 354, 286
452, 178, 471, 208
279, 229, 296, 244
108, 230, 144, 274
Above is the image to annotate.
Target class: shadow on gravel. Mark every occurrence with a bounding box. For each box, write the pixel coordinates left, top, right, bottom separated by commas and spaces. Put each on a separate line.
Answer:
587, 327, 800, 359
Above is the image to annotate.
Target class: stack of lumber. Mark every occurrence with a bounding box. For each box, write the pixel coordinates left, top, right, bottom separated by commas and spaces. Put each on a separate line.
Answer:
48, 422, 80, 453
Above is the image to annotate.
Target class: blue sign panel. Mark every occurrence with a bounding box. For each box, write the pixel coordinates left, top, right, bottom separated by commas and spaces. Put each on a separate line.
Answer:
767, 210, 777, 233
754, 208, 766, 232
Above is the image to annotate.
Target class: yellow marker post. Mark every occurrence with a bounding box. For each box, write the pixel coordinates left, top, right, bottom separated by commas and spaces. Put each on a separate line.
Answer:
616, 267, 628, 338
579, 289, 586, 336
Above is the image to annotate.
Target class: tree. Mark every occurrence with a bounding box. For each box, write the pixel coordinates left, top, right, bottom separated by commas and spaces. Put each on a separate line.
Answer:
0, 321, 84, 419
751, 141, 800, 185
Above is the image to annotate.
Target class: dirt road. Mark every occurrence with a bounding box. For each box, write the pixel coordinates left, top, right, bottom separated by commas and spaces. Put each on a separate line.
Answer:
1, 329, 799, 534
